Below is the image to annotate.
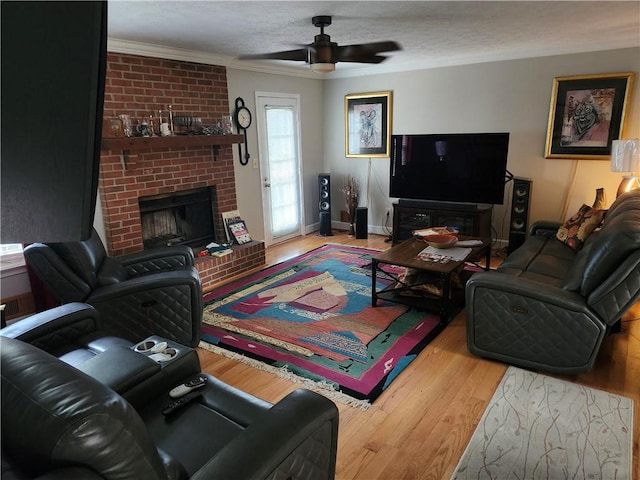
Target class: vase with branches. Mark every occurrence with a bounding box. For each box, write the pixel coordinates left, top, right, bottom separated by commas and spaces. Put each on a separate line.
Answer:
341, 174, 361, 236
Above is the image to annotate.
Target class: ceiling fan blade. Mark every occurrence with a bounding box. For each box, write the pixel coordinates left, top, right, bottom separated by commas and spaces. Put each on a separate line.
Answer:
337, 55, 388, 64
337, 41, 401, 60
238, 48, 308, 62
238, 16, 401, 69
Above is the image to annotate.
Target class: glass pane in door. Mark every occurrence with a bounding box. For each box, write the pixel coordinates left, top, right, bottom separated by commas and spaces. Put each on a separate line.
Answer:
265, 106, 300, 237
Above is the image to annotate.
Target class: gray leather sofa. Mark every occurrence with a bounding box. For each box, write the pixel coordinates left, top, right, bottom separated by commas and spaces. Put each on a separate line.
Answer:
1, 333, 339, 479
466, 189, 640, 374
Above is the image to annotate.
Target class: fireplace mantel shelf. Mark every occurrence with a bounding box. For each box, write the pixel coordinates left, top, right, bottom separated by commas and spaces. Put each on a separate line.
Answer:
102, 134, 244, 168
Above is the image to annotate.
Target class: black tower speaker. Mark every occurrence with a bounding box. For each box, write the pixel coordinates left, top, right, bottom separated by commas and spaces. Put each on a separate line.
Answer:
355, 207, 368, 239
507, 178, 532, 254
318, 174, 332, 236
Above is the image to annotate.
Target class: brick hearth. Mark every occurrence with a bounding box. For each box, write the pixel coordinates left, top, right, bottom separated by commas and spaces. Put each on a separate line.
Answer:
99, 53, 264, 288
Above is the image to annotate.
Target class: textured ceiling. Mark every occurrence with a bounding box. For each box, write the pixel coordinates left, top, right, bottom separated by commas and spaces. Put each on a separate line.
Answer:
107, 1, 640, 76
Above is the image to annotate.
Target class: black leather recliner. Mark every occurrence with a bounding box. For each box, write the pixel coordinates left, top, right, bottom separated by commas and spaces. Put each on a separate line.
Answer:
1, 336, 340, 480
23, 229, 203, 347
0, 303, 202, 410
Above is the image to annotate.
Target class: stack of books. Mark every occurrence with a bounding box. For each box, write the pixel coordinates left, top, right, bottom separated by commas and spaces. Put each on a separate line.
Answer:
206, 242, 233, 257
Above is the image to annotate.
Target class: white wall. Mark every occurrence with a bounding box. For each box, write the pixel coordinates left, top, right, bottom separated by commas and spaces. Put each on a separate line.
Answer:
226, 69, 324, 242
322, 47, 639, 242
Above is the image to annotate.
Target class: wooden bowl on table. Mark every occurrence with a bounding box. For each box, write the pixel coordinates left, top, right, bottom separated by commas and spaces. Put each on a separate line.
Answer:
422, 234, 458, 249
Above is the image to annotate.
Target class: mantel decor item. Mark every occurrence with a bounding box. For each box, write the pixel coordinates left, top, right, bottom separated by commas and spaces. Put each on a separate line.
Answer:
611, 139, 640, 197
544, 72, 634, 159
345, 91, 392, 158
340, 174, 361, 235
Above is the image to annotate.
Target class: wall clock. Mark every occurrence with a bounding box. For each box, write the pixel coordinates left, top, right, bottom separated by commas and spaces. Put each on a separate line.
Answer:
233, 97, 252, 165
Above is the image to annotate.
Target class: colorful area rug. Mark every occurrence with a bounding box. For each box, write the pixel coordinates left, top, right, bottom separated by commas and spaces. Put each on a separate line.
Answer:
201, 244, 446, 406
452, 366, 634, 480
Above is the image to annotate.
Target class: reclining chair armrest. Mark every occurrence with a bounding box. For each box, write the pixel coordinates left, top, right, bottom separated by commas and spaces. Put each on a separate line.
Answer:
118, 246, 195, 277
89, 268, 202, 301
191, 389, 338, 480
466, 272, 587, 310
23, 243, 91, 302
529, 220, 562, 238
0, 303, 99, 346
88, 268, 203, 347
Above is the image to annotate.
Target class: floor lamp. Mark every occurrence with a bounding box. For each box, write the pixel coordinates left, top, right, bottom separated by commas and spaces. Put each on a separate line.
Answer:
611, 139, 640, 198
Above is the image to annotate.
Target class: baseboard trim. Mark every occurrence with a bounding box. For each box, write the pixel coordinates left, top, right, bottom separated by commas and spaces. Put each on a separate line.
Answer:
306, 220, 388, 236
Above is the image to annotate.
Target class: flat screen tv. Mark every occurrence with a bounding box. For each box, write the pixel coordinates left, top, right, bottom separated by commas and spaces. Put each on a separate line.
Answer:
389, 133, 510, 205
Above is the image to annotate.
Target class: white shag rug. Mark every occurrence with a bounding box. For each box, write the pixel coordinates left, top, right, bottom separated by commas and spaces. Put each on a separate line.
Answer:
452, 366, 634, 480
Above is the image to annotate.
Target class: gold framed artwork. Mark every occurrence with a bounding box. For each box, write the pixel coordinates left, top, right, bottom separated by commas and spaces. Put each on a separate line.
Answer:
544, 72, 635, 159
345, 91, 392, 158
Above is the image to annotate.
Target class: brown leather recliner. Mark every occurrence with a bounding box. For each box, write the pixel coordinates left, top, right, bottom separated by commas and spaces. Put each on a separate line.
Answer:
23, 229, 203, 347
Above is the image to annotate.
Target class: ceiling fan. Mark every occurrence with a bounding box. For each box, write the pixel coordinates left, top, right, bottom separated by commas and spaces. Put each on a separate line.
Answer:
238, 15, 401, 73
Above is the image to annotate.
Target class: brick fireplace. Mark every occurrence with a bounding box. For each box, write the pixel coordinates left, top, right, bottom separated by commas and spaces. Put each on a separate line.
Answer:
99, 53, 265, 289
138, 186, 217, 250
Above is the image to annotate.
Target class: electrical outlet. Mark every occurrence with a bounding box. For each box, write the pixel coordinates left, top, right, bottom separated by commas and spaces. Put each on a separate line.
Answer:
385, 208, 391, 217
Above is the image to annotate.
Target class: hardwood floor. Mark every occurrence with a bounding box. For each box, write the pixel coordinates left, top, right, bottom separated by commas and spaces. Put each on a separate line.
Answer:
198, 231, 640, 479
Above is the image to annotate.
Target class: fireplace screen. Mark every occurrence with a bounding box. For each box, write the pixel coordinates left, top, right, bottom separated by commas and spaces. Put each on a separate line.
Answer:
138, 186, 216, 250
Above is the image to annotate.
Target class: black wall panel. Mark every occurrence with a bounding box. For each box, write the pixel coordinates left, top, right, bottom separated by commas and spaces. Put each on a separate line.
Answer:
1, 1, 107, 242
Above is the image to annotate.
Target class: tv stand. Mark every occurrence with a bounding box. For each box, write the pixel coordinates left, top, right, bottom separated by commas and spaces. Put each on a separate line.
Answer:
392, 201, 492, 244
397, 198, 490, 211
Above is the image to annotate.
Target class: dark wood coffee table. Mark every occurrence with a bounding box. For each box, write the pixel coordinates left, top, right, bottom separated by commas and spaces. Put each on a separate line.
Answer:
371, 236, 491, 323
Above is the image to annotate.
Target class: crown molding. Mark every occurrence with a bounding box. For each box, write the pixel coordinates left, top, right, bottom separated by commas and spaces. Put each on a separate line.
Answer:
107, 38, 321, 79
327, 42, 639, 79
108, 38, 638, 81
107, 38, 230, 66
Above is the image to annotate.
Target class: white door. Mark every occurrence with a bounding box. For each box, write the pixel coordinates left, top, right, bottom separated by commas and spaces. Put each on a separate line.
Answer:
255, 93, 304, 245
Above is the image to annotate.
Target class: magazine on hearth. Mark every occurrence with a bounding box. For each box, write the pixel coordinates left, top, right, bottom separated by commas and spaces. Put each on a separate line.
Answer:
227, 219, 252, 245
221, 210, 242, 243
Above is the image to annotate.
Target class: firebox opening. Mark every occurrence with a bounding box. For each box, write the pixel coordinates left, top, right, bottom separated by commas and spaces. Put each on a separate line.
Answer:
138, 186, 216, 250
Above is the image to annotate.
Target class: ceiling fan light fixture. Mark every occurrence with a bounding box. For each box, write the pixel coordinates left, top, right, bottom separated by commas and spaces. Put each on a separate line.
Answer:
310, 62, 335, 73
237, 15, 400, 71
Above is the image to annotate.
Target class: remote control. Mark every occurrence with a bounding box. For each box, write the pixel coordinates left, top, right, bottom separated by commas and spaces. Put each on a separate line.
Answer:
169, 375, 208, 398
162, 391, 202, 416
150, 341, 168, 353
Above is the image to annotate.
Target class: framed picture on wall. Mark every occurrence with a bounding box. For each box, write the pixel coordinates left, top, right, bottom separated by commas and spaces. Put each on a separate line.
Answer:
544, 72, 635, 159
345, 91, 392, 158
